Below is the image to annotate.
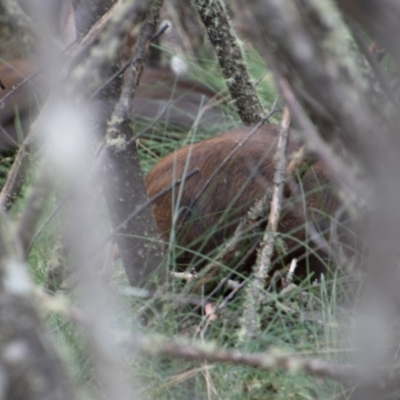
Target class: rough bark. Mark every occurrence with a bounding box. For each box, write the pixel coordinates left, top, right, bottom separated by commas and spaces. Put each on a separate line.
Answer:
191, 0, 264, 125
0, 142, 30, 211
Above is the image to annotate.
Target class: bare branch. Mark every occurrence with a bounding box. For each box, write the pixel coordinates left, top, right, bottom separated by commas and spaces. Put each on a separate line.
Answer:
239, 108, 291, 341
273, 64, 358, 194
124, 334, 359, 386
68, 0, 152, 98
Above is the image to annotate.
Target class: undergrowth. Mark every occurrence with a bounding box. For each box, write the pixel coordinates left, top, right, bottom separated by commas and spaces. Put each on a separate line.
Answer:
5, 49, 360, 399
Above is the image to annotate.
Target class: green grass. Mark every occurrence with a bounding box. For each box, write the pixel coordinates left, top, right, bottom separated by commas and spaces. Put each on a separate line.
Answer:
120, 274, 354, 399
4, 50, 362, 400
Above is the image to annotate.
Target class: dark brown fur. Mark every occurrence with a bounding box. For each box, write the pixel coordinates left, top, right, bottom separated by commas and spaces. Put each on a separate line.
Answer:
0, 59, 226, 151
146, 125, 345, 276
131, 68, 226, 130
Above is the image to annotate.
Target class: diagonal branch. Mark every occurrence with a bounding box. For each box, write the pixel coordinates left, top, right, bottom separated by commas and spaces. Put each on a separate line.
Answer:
239, 108, 291, 341
191, 0, 264, 125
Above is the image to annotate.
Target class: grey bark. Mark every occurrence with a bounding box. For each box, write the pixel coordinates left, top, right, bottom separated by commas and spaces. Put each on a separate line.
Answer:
0, 217, 76, 400
102, 0, 165, 287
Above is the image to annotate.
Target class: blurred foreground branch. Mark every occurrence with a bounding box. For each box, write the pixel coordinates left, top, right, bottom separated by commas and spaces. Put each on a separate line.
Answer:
0, 216, 76, 400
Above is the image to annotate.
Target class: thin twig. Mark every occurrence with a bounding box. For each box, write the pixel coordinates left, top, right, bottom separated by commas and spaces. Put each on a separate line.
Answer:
0, 138, 31, 211
0, 40, 77, 105
277, 73, 357, 193
239, 107, 291, 342
124, 334, 359, 386
151, 21, 169, 41
120, 286, 206, 307
125, 100, 172, 148
348, 19, 393, 101
87, 22, 169, 101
